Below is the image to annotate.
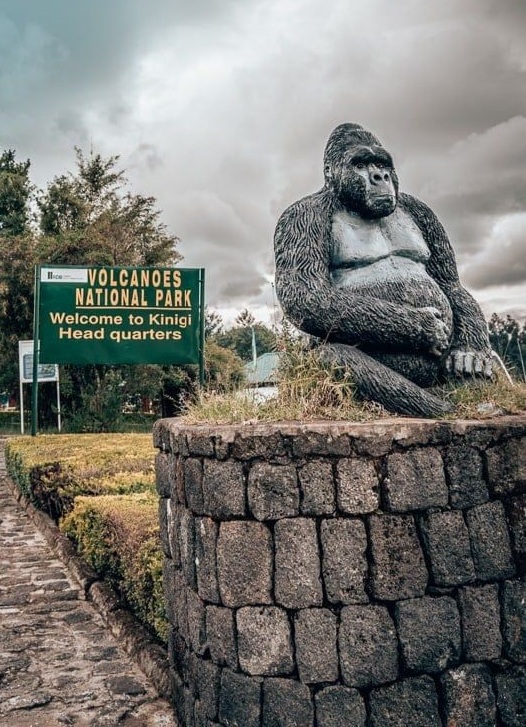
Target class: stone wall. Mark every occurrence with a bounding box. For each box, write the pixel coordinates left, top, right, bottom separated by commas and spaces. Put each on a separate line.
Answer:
154, 416, 526, 727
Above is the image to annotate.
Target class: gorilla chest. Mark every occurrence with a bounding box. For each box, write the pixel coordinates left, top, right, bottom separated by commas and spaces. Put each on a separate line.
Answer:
330, 207, 430, 279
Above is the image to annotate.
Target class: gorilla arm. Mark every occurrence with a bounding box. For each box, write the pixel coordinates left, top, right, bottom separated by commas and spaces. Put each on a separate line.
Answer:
274, 192, 450, 353
400, 193, 493, 376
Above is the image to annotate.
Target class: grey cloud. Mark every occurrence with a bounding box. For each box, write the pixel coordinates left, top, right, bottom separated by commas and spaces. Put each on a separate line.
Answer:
463, 214, 526, 289
2, 0, 525, 317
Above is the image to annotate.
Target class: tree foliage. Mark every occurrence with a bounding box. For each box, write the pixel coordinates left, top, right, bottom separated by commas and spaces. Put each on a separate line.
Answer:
0, 147, 185, 427
208, 308, 277, 363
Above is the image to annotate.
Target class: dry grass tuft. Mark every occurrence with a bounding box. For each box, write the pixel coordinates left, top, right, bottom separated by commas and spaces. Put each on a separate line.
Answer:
183, 342, 526, 425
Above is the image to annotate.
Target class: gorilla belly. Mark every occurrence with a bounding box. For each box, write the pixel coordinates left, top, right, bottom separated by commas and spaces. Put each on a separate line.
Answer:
330, 208, 453, 324
332, 257, 452, 317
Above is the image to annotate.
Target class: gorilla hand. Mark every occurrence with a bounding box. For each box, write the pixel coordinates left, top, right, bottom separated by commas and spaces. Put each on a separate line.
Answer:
416, 306, 450, 356
445, 350, 493, 378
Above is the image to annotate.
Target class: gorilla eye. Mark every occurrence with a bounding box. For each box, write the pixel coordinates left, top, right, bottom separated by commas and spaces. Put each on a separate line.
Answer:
355, 162, 365, 170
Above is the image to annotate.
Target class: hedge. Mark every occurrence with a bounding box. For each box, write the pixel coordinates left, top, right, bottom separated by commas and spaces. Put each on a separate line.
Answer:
5, 433, 155, 519
4, 434, 167, 642
61, 493, 167, 642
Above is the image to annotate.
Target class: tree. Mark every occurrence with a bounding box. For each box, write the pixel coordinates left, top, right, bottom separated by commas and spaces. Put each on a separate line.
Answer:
37, 148, 180, 267
0, 150, 32, 236
0, 151, 36, 394
215, 320, 277, 363
204, 307, 224, 338
0, 146, 185, 427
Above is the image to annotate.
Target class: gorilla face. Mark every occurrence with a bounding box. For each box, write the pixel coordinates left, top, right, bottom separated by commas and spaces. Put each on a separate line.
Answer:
332, 145, 399, 219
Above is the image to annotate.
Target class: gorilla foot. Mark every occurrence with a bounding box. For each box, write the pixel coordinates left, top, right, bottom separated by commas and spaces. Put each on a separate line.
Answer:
318, 343, 453, 418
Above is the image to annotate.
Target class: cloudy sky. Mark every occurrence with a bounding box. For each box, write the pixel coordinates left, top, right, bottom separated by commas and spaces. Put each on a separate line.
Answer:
2, 0, 525, 325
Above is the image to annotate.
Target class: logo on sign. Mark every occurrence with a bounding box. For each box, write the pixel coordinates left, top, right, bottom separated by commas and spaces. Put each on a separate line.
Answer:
41, 268, 88, 284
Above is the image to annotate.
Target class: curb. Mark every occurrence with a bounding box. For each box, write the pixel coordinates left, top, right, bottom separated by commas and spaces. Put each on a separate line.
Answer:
1, 467, 176, 702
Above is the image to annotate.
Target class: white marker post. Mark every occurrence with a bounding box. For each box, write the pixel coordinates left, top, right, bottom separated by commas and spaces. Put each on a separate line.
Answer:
18, 340, 60, 434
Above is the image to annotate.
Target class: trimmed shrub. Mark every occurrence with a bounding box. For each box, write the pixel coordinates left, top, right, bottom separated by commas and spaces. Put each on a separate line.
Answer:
5, 433, 166, 642
5, 433, 155, 519
61, 493, 167, 642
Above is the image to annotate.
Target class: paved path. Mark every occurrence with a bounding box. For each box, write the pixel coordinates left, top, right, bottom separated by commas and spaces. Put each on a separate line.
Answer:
0, 438, 177, 727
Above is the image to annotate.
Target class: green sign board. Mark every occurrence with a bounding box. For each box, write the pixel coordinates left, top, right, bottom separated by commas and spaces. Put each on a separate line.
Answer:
37, 265, 204, 365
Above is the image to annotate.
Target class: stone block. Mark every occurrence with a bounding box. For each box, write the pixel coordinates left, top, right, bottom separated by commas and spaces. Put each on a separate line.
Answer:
368, 676, 441, 727
466, 501, 516, 581
205, 606, 237, 669
262, 678, 314, 727
173, 454, 185, 505
216, 521, 273, 607
158, 498, 171, 557
187, 434, 215, 457
165, 500, 180, 568
248, 462, 299, 520
274, 518, 323, 608
336, 458, 380, 514
298, 460, 335, 515
214, 435, 230, 460
172, 570, 189, 644
295, 608, 338, 684
459, 584, 501, 661
186, 587, 207, 655
195, 517, 219, 603
369, 514, 428, 600
219, 669, 261, 727
202, 460, 245, 518
339, 605, 398, 688
196, 658, 220, 721
486, 437, 526, 496
315, 686, 366, 727
320, 518, 368, 604
395, 596, 461, 674
502, 578, 526, 663
178, 507, 196, 589
440, 663, 496, 727
384, 447, 447, 512
237, 606, 294, 676
495, 665, 526, 727
162, 558, 178, 626
444, 444, 488, 508
184, 458, 204, 513
351, 429, 393, 456
292, 431, 350, 456
233, 431, 286, 459
419, 510, 475, 587
506, 494, 526, 575
155, 451, 173, 497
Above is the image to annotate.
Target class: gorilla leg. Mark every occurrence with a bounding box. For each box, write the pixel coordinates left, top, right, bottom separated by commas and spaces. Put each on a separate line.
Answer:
318, 343, 452, 417
368, 352, 444, 387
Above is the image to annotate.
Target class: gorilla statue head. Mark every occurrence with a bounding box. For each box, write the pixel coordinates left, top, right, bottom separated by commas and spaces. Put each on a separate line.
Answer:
323, 123, 399, 219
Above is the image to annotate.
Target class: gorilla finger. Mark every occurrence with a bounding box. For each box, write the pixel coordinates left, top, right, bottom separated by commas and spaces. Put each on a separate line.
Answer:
463, 352, 474, 374
454, 352, 465, 375
483, 359, 493, 378
473, 356, 483, 374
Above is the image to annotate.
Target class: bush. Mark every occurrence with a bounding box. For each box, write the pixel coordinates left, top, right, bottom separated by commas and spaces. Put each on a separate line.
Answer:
61, 493, 167, 642
4, 433, 166, 641
5, 433, 155, 519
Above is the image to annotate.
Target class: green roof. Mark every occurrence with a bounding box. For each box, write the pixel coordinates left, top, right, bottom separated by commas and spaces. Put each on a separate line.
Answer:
244, 352, 282, 385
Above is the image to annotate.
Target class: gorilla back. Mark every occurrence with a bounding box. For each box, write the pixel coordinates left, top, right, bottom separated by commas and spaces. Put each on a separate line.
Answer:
274, 123, 492, 417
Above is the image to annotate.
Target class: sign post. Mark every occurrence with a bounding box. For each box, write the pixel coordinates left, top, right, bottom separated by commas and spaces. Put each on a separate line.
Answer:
32, 265, 205, 434
18, 339, 60, 434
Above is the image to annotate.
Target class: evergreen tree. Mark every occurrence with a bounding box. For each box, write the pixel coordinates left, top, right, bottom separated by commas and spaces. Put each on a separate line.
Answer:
0, 147, 184, 427
0, 151, 36, 394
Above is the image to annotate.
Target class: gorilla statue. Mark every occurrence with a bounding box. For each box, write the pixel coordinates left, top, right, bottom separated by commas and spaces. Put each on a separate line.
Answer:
274, 123, 493, 417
